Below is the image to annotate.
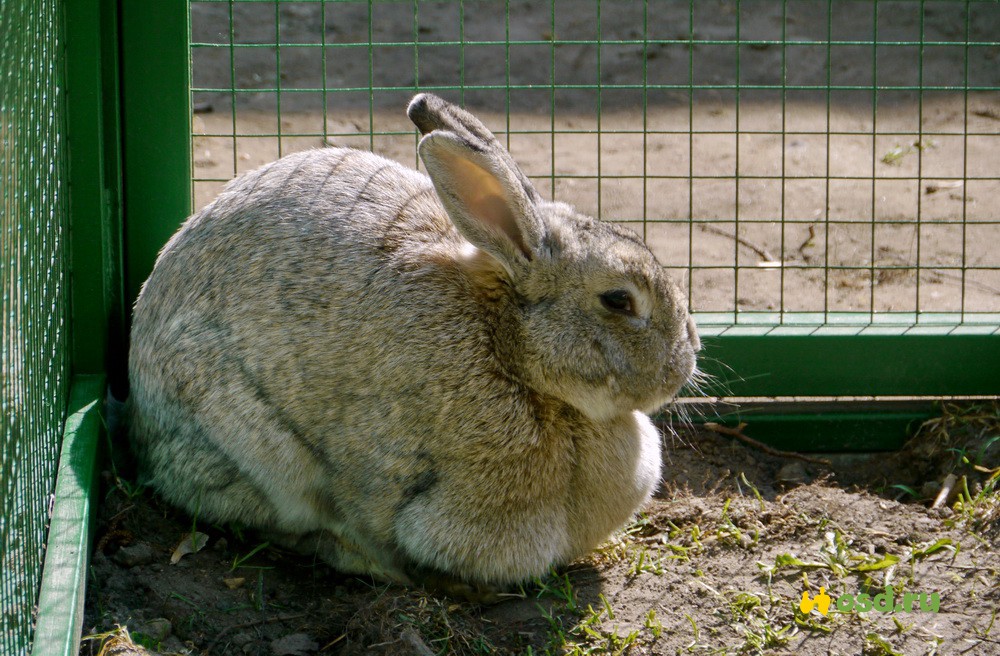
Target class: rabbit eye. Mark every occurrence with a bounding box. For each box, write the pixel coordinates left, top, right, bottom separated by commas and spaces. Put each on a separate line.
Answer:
600, 290, 633, 315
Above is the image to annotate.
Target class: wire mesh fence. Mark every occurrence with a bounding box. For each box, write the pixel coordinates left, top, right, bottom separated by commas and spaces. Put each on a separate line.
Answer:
0, 0, 71, 652
189, 0, 999, 333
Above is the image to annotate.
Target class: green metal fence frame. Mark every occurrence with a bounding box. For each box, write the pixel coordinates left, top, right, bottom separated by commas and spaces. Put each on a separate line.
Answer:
28, 0, 122, 653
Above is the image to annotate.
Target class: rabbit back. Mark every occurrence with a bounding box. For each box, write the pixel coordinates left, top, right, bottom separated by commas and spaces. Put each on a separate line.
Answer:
128, 147, 580, 582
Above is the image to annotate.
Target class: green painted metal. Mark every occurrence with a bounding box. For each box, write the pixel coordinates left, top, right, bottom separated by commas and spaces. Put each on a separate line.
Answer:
1, 0, 72, 651
727, 411, 931, 453
700, 333, 999, 398
65, 0, 125, 384
121, 0, 192, 307
696, 313, 1000, 398
31, 375, 105, 656
9, 0, 123, 650
684, 400, 936, 453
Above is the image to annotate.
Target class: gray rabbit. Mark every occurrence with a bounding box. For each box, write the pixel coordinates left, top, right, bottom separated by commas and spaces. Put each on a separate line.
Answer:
127, 94, 700, 594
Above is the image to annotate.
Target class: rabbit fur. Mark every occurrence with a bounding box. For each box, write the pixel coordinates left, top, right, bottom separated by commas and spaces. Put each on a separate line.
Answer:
127, 93, 700, 589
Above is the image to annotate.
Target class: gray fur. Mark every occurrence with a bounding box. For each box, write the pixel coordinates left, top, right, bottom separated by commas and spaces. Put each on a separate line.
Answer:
128, 94, 700, 588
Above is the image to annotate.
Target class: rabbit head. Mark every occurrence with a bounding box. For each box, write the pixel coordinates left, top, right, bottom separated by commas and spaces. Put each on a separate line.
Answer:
409, 93, 700, 422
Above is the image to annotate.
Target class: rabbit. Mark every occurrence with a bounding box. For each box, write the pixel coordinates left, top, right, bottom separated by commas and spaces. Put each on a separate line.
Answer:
127, 93, 700, 594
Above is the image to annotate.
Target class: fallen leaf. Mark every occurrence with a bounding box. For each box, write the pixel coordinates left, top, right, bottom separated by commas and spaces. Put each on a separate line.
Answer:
170, 532, 209, 564
223, 577, 246, 589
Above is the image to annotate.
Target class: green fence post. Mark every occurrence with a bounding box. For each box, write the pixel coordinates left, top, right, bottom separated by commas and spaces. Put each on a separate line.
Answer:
65, 0, 124, 382
120, 0, 192, 308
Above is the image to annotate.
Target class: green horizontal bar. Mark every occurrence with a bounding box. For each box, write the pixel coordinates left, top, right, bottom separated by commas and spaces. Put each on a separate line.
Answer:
188, 166, 1000, 185
686, 265, 1000, 271
31, 375, 105, 656
194, 0, 1000, 4
691, 405, 933, 452
189, 129, 1000, 139
695, 311, 1000, 327
190, 39, 1000, 49
697, 332, 1000, 397
189, 84, 1000, 93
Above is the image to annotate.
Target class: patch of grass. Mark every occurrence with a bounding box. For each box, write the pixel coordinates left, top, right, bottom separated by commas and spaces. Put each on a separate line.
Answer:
950, 469, 1000, 535
83, 625, 176, 656
760, 530, 900, 581
591, 514, 676, 565
721, 589, 795, 654
890, 484, 919, 500
737, 472, 765, 511
532, 572, 669, 655
907, 401, 1000, 481
792, 602, 836, 634
863, 631, 904, 656
643, 609, 665, 639
715, 498, 744, 548
230, 541, 271, 571
628, 545, 665, 576
339, 590, 498, 655
880, 139, 936, 166
532, 569, 579, 614
974, 609, 997, 639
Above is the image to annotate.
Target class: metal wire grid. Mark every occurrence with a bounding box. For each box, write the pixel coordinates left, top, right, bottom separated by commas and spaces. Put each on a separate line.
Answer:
0, 0, 71, 652
189, 0, 1000, 329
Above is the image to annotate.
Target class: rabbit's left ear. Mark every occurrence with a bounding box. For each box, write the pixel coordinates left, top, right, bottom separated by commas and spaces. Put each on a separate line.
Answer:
408, 93, 545, 268
418, 131, 545, 266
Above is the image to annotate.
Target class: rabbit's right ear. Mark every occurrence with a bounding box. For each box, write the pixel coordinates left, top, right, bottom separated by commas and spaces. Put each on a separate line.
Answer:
409, 94, 546, 271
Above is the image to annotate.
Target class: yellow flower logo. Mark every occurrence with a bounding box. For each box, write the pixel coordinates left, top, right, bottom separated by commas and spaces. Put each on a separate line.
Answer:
799, 586, 832, 616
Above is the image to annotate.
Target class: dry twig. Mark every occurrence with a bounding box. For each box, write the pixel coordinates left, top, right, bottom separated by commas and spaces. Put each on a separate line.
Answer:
204, 613, 307, 655
704, 421, 832, 466
698, 224, 777, 263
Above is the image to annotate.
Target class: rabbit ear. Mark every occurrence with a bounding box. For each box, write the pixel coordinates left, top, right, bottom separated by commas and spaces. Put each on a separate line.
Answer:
408, 94, 545, 267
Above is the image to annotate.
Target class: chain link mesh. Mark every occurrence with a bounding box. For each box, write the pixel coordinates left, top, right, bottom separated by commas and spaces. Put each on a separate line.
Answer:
0, 0, 71, 652
189, 0, 999, 331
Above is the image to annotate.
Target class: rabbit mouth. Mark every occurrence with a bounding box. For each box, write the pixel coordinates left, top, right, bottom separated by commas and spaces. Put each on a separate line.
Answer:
553, 365, 693, 422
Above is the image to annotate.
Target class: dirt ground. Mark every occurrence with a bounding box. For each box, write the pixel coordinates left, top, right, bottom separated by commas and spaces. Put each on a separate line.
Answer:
83, 404, 999, 655
81, 3, 999, 655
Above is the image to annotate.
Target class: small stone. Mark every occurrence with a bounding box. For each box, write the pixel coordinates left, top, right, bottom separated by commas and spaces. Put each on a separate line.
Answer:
776, 462, 808, 486
113, 543, 155, 568
920, 480, 942, 499
135, 618, 172, 642
271, 633, 319, 656
231, 632, 253, 647
930, 506, 953, 519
